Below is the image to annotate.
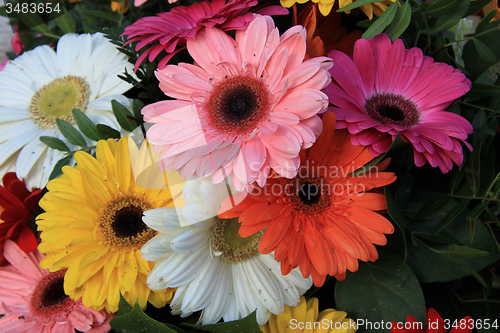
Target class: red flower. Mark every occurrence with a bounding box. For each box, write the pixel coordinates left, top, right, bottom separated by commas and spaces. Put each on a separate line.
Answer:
122, 0, 288, 71
392, 308, 473, 333
0, 173, 42, 265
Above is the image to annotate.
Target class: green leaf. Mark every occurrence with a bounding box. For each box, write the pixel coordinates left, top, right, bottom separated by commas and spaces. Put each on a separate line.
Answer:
0, 5, 7, 17
466, 0, 496, 17
449, 167, 465, 194
48, 154, 72, 181
415, 195, 449, 220
468, 83, 500, 97
433, 199, 472, 236
426, 0, 466, 16
336, 0, 382, 12
465, 140, 481, 194
431, 0, 470, 33
96, 124, 121, 139
467, 200, 489, 221
432, 244, 489, 259
15, 10, 45, 30
78, 9, 120, 22
110, 298, 179, 333
476, 10, 498, 33
361, 1, 398, 39
182, 311, 263, 333
463, 262, 488, 287
55, 119, 87, 147
116, 294, 133, 317
54, 12, 76, 34
335, 250, 426, 333
39, 136, 70, 152
385, 187, 412, 265
111, 100, 137, 132
72, 109, 103, 141
473, 38, 498, 65
385, 1, 411, 41
132, 99, 145, 121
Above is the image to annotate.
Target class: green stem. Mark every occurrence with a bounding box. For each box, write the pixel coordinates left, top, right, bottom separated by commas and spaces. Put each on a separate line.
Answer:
431, 26, 500, 55
415, 2, 432, 54
43, 32, 62, 39
447, 194, 500, 202
459, 102, 498, 113
118, 0, 126, 28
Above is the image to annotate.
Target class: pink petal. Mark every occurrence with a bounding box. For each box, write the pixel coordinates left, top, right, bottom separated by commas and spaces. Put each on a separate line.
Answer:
243, 138, 267, 172
3, 240, 43, 280
261, 125, 301, 159
274, 89, 328, 119
239, 16, 273, 70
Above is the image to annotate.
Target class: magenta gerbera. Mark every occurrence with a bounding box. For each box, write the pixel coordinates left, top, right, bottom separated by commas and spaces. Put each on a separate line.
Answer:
325, 33, 473, 173
142, 15, 332, 190
122, 0, 288, 71
0, 240, 112, 332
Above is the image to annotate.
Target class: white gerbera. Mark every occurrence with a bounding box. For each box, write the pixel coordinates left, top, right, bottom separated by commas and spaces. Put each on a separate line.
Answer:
141, 177, 312, 325
0, 32, 134, 190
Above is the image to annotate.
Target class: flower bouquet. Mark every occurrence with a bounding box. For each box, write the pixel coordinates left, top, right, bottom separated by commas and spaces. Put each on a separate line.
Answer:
0, 0, 499, 331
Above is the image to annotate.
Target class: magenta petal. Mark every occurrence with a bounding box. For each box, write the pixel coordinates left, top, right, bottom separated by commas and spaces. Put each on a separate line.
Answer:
353, 38, 375, 97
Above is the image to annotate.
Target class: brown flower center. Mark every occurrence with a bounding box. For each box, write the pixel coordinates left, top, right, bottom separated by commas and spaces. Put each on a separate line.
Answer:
285, 177, 331, 214
211, 217, 264, 263
206, 75, 272, 136
98, 195, 155, 250
29, 75, 90, 129
365, 93, 419, 127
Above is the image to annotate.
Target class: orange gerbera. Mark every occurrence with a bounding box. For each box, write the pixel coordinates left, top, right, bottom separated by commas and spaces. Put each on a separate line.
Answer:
298, 3, 363, 59
219, 112, 396, 286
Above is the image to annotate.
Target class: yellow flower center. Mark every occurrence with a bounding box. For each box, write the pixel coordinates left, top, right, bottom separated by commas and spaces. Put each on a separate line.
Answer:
211, 217, 264, 263
29, 75, 90, 129
98, 194, 155, 251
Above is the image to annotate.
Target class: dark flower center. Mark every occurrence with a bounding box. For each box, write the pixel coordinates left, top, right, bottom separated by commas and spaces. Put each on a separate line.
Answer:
298, 182, 321, 205
206, 75, 272, 136
99, 195, 155, 249
286, 177, 331, 214
41, 277, 66, 307
365, 93, 419, 127
227, 91, 255, 122
112, 206, 147, 238
31, 270, 75, 320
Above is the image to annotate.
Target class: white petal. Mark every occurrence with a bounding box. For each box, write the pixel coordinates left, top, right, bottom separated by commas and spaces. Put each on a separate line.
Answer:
171, 226, 211, 254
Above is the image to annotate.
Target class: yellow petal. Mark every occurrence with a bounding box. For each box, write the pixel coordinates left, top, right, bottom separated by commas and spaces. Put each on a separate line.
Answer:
118, 251, 138, 291
317, 1, 334, 15
280, 0, 298, 8
148, 288, 172, 309
74, 150, 106, 177
107, 271, 121, 307
115, 137, 132, 192
89, 273, 107, 308
79, 246, 109, 271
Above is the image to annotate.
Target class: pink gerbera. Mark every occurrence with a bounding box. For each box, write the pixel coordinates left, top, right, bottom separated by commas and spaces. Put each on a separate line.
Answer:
324, 33, 473, 173
142, 15, 332, 190
0, 240, 112, 332
122, 0, 288, 71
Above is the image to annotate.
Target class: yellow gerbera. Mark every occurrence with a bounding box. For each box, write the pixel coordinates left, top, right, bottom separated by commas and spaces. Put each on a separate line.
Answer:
37, 137, 182, 313
280, 0, 396, 18
260, 296, 357, 333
